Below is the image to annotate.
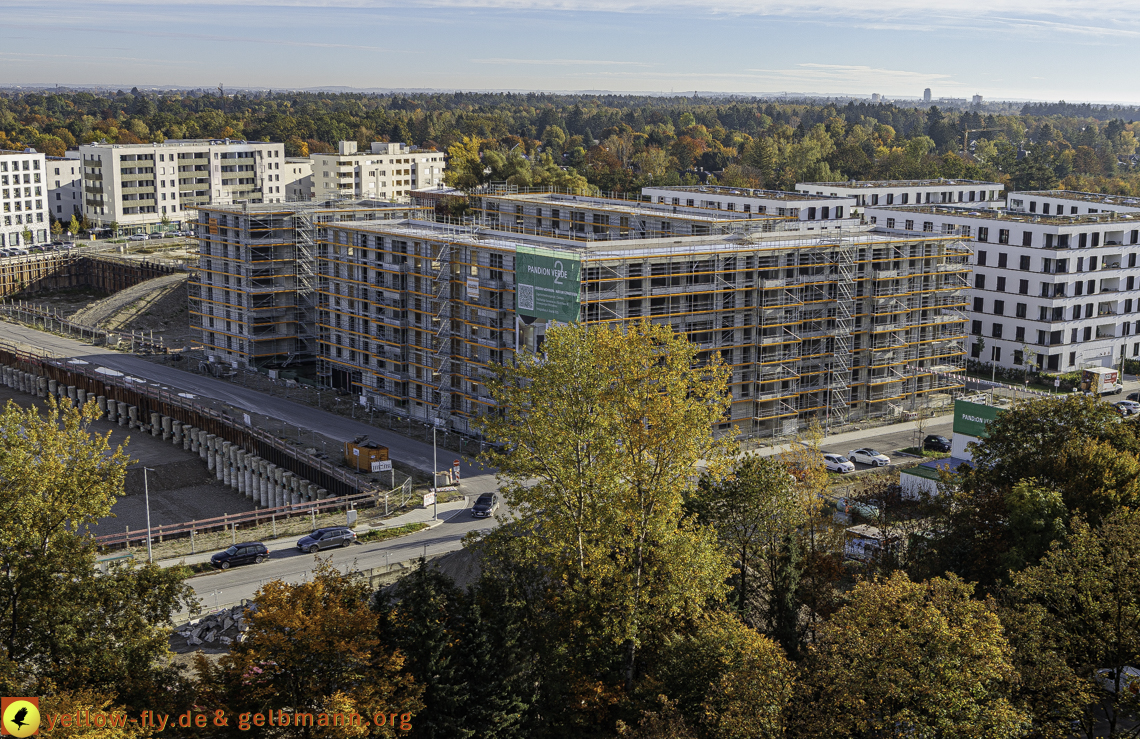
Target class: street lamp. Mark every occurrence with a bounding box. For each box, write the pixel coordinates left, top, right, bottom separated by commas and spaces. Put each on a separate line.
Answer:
143, 467, 156, 563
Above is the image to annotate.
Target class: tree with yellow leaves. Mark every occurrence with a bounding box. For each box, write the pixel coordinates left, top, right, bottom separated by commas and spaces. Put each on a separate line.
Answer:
478, 320, 734, 694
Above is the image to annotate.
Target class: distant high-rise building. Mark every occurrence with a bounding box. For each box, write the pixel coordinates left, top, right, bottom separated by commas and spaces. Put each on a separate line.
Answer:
871, 93, 881, 103
923, 88, 932, 103
972, 94, 984, 106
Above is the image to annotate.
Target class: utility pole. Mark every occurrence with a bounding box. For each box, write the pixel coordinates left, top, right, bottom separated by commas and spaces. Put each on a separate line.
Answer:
144, 467, 156, 563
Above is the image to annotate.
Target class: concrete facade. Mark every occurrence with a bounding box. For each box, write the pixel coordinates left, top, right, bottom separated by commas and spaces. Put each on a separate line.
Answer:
865, 202, 1140, 372
1, 148, 49, 248
79, 139, 286, 234
310, 141, 445, 203
47, 153, 83, 225
284, 157, 313, 201
797, 179, 1005, 217
642, 185, 854, 228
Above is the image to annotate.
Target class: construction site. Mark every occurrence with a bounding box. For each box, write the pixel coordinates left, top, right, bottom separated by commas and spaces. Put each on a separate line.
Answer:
189, 200, 431, 376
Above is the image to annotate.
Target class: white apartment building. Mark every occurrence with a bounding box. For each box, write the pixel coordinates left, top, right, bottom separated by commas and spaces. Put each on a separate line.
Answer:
865, 202, 1140, 373
311, 141, 445, 202
1007, 190, 1140, 217
284, 158, 313, 201
797, 179, 1005, 217
642, 185, 855, 229
79, 139, 286, 234
1, 148, 49, 247
47, 154, 82, 223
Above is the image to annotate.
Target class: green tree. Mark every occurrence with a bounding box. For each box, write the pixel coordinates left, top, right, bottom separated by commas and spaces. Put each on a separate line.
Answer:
68, 214, 81, 236
21, 226, 33, 246
443, 136, 484, 190
1006, 508, 1140, 738
792, 572, 1029, 739
477, 321, 734, 696
51, 219, 63, 238
0, 397, 194, 713
687, 455, 805, 633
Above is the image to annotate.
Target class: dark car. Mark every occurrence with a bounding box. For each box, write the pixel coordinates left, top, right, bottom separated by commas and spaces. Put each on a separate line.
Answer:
471, 492, 499, 518
1128, 392, 1140, 403
922, 435, 952, 453
297, 527, 356, 553
210, 542, 269, 570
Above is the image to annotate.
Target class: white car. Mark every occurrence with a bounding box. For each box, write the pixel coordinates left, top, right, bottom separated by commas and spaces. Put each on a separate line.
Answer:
823, 453, 855, 473
848, 448, 891, 467
1115, 400, 1140, 416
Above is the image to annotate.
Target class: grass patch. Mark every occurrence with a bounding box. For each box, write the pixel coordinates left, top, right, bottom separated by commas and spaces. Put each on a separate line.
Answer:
357, 523, 428, 543
900, 446, 951, 459
171, 562, 216, 579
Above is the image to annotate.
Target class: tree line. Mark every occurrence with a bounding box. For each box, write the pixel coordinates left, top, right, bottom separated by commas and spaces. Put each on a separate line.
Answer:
2, 323, 1139, 737
2, 90, 1138, 199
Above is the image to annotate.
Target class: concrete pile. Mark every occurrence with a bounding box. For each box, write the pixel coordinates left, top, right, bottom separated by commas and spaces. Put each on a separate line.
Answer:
174, 603, 252, 652
0, 363, 330, 510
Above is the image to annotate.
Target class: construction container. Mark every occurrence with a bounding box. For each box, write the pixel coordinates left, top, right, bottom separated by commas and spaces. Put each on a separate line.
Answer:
344, 436, 389, 472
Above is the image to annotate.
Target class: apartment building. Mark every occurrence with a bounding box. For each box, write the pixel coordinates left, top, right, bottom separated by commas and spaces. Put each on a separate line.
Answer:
642, 185, 855, 229
865, 202, 1140, 372
79, 138, 286, 234
313, 219, 968, 438
190, 201, 430, 371
47, 154, 82, 222
478, 190, 788, 239
284, 158, 313, 201
1007, 190, 1140, 217
310, 141, 445, 202
798, 179, 1005, 217
1, 148, 49, 247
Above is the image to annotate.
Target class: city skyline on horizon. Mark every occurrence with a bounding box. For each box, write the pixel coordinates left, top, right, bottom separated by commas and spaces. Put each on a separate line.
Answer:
2, 1, 1139, 105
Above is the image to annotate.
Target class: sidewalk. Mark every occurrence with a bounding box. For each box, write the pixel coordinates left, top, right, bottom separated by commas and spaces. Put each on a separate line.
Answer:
154, 498, 471, 568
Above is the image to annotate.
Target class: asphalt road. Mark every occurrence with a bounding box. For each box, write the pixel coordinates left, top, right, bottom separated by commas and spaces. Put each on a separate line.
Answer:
2, 322, 493, 489
188, 506, 494, 610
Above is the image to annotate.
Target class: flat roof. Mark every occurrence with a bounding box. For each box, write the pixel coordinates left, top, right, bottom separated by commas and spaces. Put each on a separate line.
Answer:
483, 191, 788, 224
198, 199, 427, 215
799, 178, 1003, 189
865, 204, 1140, 226
1013, 190, 1140, 208
80, 139, 278, 148
327, 219, 965, 257
643, 185, 849, 202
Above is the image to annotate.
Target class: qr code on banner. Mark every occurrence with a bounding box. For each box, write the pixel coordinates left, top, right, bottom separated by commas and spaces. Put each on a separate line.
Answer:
517, 283, 535, 311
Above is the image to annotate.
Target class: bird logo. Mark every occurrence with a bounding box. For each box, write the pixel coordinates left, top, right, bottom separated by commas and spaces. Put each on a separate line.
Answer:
1, 698, 40, 737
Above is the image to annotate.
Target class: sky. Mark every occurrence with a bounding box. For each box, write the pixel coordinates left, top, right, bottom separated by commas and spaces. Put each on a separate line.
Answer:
1, 0, 1138, 103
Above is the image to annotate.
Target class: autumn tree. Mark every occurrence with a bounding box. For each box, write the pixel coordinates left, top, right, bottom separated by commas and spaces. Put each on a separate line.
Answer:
0, 397, 193, 713
202, 560, 422, 737
1005, 508, 1140, 738
477, 320, 734, 707
791, 572, 1029, 739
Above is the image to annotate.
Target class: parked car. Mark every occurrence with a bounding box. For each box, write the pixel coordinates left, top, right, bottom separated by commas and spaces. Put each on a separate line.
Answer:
210, 541, 269, 569
1127, 391, 1140, 403
149, 233, 164, 240
922, 435, 952, 453
296, 526, 356, 553
1115, 400, 1140, 416
848, 448, 891, 467
823, 453, 856, 473
128, 234, 148, 241
471, 492, 500, 518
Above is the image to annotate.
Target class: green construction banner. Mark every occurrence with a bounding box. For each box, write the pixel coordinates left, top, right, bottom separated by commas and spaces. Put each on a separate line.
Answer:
952, 399, 1001, 438
514, 246, 582, 323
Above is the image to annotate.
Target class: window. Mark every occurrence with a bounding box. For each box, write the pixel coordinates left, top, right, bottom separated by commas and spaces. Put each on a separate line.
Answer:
886, 218, 895, 229
975, 274, 986, 289
996, 276, 1006, 292
905, 220, 914, 230
977, 250, 987, 266
972, 320, 982, 335
923, 221, 933, 232
1018, 279, 1029, 295
998, 252, 1008, 268
1016, 326, 1026, 342
1073, 305, 1082, 320
1013, 350, 1024, 365
1016, 302, 1027, 318
1084, 327, 1093, 341
974, 297, 984, 312
999, 229, 1010, 244
992, 323, 1003, 339
993, 299, 1005, 315
978, 227, 989, 242
1039, 306, 1049, 321
1020, 255, 1031, 271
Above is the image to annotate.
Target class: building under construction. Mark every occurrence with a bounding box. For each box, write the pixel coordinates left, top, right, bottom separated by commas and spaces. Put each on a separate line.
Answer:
190, 200, 430, 373
312, 218, 969, 437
